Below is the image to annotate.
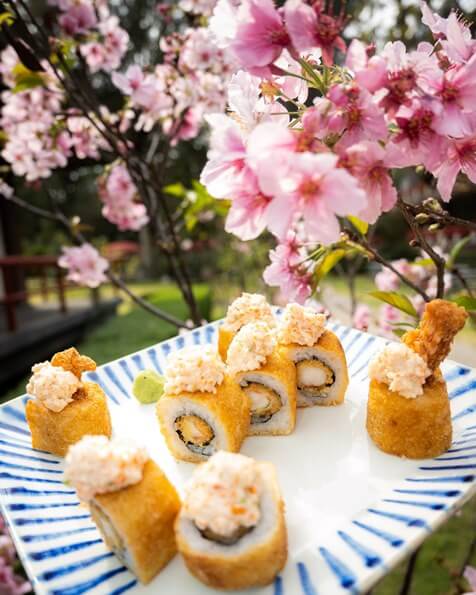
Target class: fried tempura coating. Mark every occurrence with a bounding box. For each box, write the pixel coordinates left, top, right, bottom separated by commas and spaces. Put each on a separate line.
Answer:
51, 347, 96, 378
403, 299, 468, 372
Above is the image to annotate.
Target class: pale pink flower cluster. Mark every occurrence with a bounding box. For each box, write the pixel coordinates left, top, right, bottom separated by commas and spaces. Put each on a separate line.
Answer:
98, 163, 149, 231
202, 0, 476, 301
0, 514, 31, 595
112, 25, 232, 141
0, 48, 109, 181
179, 0, 218, 17
49, 1, 129, 73
58, 243, 109, 288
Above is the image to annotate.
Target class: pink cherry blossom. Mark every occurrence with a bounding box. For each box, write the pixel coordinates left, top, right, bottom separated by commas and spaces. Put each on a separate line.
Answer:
112, 65, 145, 96
421, 3, 475, 65
230, 0, 290, 69
353, 304, 370, 331
338, 141, 397, 223
200, 114, 249, 198
263, 151, 367, 243
98, 164, 149, 231
428, 56, 476, 138
464, 566, 476, 595
263, 231, 312, 303
58, 4, 97, 35
433, 135, 476, 201
378, 304, 401, 337
345, 40, 387, 93
225, 175, 273, 240
58, 244, 109, 288
389, 98, 446, 171
378, 41, 440, 115
284, 0, 347, 66
328, 84, 388, 148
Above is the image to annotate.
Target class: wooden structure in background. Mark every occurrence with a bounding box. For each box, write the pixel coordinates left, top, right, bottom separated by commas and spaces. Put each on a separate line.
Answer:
0, 256, 66, 332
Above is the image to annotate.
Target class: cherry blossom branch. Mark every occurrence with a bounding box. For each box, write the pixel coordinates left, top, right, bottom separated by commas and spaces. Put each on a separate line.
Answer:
397, 196, 446, 298
345, 228, 431, 301
2, 193, 188, 329
9, 1, 202, 325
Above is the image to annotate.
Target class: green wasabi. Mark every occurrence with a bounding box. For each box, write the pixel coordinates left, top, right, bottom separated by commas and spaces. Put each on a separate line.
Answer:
132, 369, 165, 404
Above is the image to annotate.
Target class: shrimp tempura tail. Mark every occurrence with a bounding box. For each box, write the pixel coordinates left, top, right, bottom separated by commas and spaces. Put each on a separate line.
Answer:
402, 299, 468, 372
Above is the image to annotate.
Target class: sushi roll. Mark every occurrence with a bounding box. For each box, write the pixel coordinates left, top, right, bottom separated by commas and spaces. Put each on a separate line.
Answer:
228, 322, 297, 436
157, 346, 250, 463
25, 348, 112, 456
175, 451, 287, 590
218, 293, 275, 361
65, 435, 180, 584
278, 304, 349, 407
367, 299, 468, 459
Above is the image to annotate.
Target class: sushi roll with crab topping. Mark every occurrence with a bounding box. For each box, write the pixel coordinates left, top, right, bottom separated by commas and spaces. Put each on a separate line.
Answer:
218, 293, 275, 361
65, 435, 180, 584
367, 299, 468, 459
175, 451, 287, 590
278, 304, 349, 407
228, 321, 297, 436
157, 346, 250, 463
25, 348, 112, 456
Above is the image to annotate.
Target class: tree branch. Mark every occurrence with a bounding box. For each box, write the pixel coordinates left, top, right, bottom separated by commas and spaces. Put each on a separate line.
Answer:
397, 197, 446, 298
346, 230, 430, 301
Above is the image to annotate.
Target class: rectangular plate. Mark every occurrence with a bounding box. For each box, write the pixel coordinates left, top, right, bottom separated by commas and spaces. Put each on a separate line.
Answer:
0, 317, 475, 595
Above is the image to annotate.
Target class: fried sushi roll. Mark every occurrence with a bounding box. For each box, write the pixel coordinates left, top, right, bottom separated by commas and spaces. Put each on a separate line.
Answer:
157, 346, 250, 463
25, 348, 111, 456
228, 322, 297, 436
278, 304, 348, 407
367, 299, 468, 459
65, 436, 180, 584
218, 293, 275, 361
175, 451, 287, 590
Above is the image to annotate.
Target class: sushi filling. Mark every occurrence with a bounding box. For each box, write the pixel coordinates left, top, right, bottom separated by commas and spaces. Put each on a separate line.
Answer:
296, 358, 335, 399
198, 523, 255, 546
174, 414, 215, 456
240, 381, 282, 424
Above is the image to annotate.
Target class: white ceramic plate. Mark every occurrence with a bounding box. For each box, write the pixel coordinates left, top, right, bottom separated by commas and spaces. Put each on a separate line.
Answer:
0, 317, 475, 595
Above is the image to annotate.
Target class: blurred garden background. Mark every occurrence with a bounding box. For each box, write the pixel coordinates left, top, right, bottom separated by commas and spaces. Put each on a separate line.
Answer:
1, 0, 476, 593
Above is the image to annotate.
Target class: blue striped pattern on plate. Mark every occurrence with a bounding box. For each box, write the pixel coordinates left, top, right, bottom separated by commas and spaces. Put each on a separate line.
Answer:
0, 318, 475, 595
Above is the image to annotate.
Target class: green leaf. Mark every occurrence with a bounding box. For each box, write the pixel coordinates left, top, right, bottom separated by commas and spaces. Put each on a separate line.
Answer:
369, 291, 419, 318
347, 216, 368, 235
12, 63, 45, 93
392, 328, 406, 338
0, 11, 14, 26
413, 258, 434, 267
315, 249, 346, 283
164, 183, 186, 198
447, 236, 471, 268
452, 295, 476, 311
391, 321, 417, 329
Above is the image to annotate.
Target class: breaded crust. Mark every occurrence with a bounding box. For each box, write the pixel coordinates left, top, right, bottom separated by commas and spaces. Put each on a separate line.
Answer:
402, 299, 467, 372
218, 326, 235, 361
51, 347, 96, 378
25, 381, 112, 456
175, 469, 287, 590
157, 374, 250, 463
92, 460, 180, 584
366, 369, 451, 459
